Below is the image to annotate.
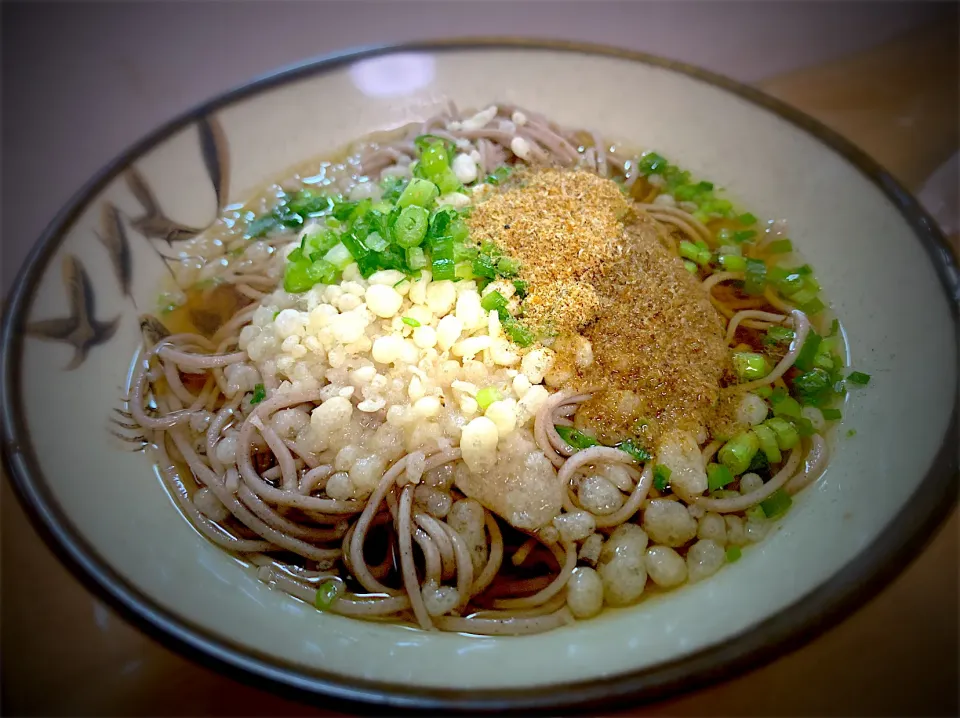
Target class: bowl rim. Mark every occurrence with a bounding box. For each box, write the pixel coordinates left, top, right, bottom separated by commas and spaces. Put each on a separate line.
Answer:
2, 37, 958, 714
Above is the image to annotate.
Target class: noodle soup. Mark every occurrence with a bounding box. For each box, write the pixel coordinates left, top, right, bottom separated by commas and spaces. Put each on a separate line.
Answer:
127, 104, 867, 634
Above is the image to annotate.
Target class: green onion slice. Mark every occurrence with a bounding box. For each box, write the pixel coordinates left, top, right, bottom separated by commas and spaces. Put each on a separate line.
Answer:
555, 425, 601, 450
759, 489, 793, 519
653, 464, 672, 491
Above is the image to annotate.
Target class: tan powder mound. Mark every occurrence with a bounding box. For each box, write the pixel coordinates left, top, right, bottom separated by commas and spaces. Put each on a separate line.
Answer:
471, 167, 728, 439
468, 168, 629, 333
577, 213, 729, 435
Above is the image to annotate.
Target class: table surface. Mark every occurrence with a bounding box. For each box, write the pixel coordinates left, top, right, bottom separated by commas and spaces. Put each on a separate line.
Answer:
2, 7, 958, 717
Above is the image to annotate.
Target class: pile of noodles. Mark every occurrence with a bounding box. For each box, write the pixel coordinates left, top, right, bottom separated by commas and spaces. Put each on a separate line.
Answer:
127, 104, 828, 634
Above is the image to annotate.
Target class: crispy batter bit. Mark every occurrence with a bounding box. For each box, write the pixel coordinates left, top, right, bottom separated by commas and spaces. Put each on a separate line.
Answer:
468, 168, 628, 332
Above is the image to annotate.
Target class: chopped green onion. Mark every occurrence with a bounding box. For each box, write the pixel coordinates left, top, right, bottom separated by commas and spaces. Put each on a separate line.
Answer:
496, 256, 521, 276
250, 383, 266, 405
846, 428, 857, 437
767, 239, 793, 254
733, 352, 770, 382
480, 290, 509, 313
800, 297, 826, 316
453, 241, 478, 263
283, 258, 337, 293
397, 178, 439, 209
788, 286, 819, 306
760, 489, 793, 519
283, 262, 316, 294
335, 198, 373, 224
770, 268, 804, 296
738, 212, 757, 225
733, 229, 757, 243
763, 326, 795, 346
427, 207, 458, 241
485, 165, 513, 185
653, 464, 672, 492
417, 141, 451, 179
553, 426, 598, 453
772, 395, 802, 420
794, 330, 822, 372
719, 254, 747, 271
405, 246, 427, 270
792, 368, 832, 400
476, 386, 503, 411
245, 214, 280, 239
702, 198, 734, 217
617, 438, 653, 463
764, 417, 799, 450
800, 274, 820, 292
754, 386, 773, 398
683, 260, 698, 273
272, 205, 306, 229
707, 463, 735, 491
314, 579, 341, 610
638, 152, 668, 174
380, 176, 407, 203
746, 449, 768, 472
726, 545, 742, 562
512, 280, 529, 299
401, 316, 421, 328
679, 240, 701, 263
364, 231, 389, 253
502, 318, 535, 347
744, 258, 767, 295
718, 431, 760, 475
433, 167, 463, 195
821, 408, 843, 421
718, 243, 743, 256
769, 387, 788, 403
473, 252, 498, 279
391, 206, 429, 248
847, 371, 871, 386
752, 424, 782, 463
323, 243, 353, 270
793, 416, 816, 437
431, 256, 455, 281
288, 189, 335, 218
301, 227, 340, 260
414, 134, 456, 156
554, 425, 600, 450
454, 261, 474, 280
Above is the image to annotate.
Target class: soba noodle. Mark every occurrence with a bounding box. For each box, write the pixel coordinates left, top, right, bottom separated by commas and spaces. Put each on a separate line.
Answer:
126, 103, 854, 634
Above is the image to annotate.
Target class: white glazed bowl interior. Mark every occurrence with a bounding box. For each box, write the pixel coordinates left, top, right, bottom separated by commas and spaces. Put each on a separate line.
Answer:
4, 43, 957, 708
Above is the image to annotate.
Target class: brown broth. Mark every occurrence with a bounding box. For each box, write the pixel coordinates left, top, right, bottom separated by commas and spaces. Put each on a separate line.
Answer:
161, 282, 252, 339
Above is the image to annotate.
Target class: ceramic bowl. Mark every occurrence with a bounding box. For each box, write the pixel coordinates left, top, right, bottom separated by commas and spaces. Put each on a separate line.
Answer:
2, 40, 957, 713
